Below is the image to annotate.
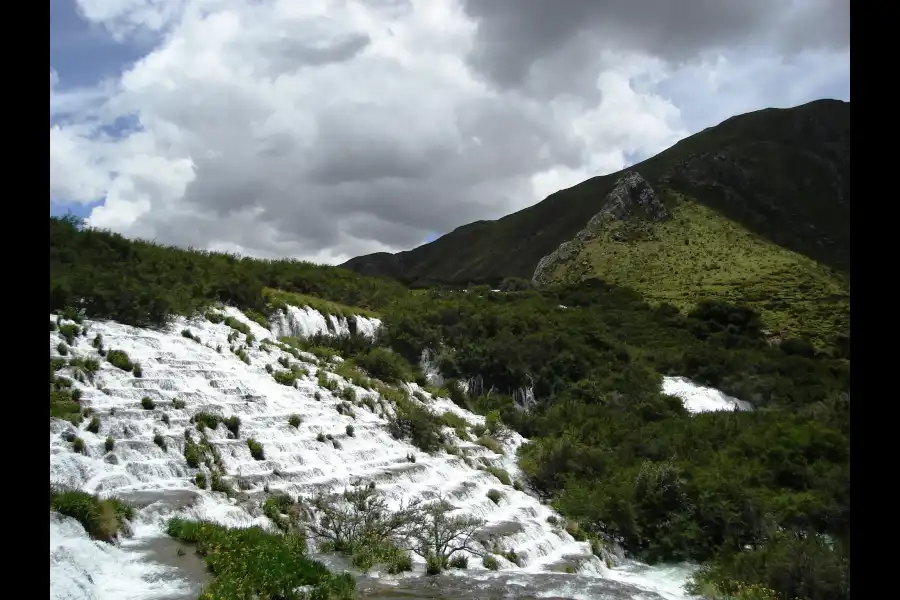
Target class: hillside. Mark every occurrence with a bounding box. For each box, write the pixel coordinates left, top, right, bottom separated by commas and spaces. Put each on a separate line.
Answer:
49, 220, 849, 600
541, 189, 849, 348
341, 99, 850, 285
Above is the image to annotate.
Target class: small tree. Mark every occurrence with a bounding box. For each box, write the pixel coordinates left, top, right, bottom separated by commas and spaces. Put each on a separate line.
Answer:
304, 481, 422, 554
407, 494, 485, 575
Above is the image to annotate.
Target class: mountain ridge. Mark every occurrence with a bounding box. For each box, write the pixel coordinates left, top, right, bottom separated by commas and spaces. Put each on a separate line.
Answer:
340, 99, 850, 285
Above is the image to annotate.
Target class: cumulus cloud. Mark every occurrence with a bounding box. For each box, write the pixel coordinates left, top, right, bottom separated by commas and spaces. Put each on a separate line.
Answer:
49, 0, 849, 264
460, 0, 849, 92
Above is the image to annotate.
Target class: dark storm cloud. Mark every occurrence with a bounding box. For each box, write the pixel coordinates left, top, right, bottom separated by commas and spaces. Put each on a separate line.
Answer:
461, 0, 850, 89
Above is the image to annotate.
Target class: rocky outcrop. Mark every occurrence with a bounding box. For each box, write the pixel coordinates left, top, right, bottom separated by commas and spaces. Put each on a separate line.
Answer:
531, 171, 669, 286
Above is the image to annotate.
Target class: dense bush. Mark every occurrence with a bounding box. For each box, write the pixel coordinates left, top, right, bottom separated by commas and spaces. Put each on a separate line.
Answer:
165, 518, 354, 599
50, 216, 406, 327
50, 488, 133, 542
380, 280, 850, 598
353, 347, 414, 383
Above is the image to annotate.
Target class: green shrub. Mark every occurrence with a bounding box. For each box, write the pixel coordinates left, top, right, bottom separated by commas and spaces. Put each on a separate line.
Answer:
425, 554, 446, 576
288, 414, 302, 428
195, 472, 207, 489
56, 342, 69, 356
247, 438, 265, 460
164, 518, 354, 598
485, 410, 502, 434
245, 309, 269, 328
318, 371, 340, 391
86, 416, 101, 434
106, 349, 135, 372
352, 347, 414, 383
273, 368, 306, 386
172, 399, 186, 409
50, 488, 134, 542
184, 440, 202, 468
387, 394, 444, 453
210, 471, 233, 494
50, 384, 83, 425
193, 412, 239, 435
153, 432, 167, 451
485, 466, 511, 486
104, 437, 115, 452
141, 397, 155, 410
477, 436, 503, 455
486, 489, 502, 504
346, 424, 355, 437
224, 317, 251, 336
483, 555, 499, 570
72, 437, 86, 454
59, 323, 81, 344
502, 549, 521, 567
223, 416, 241, 437
449, 554, 468, 569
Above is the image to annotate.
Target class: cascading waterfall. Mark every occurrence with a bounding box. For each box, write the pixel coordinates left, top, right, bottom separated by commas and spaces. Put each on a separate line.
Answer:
49, 305, 748, 600
662, 377, 753, 413
419, 349, 444, 386
268, 305, 381, 341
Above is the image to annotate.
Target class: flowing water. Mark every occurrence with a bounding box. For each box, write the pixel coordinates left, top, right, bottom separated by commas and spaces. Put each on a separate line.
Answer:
49, 305, 746, 600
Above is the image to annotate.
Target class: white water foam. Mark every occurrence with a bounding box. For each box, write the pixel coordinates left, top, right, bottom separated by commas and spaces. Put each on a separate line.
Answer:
268, 305, 381, 340
50, 512, 193, 600
49, 306, 708, 599
661, 376, 752, 413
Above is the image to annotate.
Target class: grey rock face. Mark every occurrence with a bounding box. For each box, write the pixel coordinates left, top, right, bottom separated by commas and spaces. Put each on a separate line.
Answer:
531, 171, 668, 286
589, 171, 669, 225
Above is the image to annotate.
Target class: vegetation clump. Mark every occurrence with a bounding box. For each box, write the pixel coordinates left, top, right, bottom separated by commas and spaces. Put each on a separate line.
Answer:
50, 361, 83, 425
165, 517, 355, 599
191, 412, 240, 437
386, 393, 445, 453
50, 487, 134, 542
247, 438, 265, 460
485, 467, 511, 486
106, 349, 135, 372
86, 416, 101, 434
379, 282, 850, 598
303, 482, 482, 576
273, 367, 307, 386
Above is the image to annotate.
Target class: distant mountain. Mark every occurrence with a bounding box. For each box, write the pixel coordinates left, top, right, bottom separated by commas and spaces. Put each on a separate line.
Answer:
342, 99, 850, 285
341, 99, 850, 346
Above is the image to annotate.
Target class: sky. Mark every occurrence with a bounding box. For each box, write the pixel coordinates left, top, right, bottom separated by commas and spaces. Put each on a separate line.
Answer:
49, 0, 850, 265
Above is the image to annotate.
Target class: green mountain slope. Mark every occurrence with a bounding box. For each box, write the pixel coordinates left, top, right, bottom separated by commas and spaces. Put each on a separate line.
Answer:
547, 192, 849, 346
341, 99, 849, 285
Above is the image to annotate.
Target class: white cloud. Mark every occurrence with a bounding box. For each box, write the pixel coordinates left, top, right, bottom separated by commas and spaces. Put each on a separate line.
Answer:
49, 0, 849, 263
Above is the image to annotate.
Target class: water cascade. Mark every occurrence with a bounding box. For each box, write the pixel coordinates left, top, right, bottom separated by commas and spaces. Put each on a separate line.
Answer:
49, 306, 743, 599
